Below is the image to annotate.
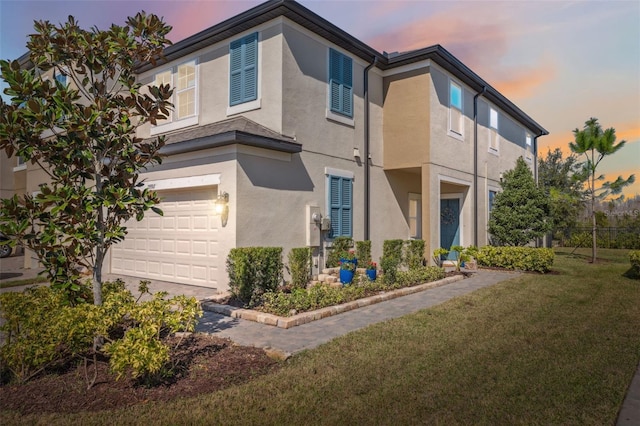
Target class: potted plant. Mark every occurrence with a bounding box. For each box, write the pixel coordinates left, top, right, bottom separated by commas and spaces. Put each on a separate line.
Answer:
339, 251, 357, 285
365, 261, 377, 281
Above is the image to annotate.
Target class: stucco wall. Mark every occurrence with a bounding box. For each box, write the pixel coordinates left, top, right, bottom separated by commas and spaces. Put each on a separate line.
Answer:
382, 68, 430, 170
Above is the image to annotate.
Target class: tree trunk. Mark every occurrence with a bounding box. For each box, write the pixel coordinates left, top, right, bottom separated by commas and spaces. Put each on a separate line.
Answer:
590, 149, 597, 263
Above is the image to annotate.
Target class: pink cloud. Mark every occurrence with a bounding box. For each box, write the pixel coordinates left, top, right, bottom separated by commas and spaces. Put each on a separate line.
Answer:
164, 1, 260, 44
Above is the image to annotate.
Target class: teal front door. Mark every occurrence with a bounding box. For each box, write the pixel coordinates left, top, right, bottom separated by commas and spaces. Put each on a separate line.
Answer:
440, 198, 460, 260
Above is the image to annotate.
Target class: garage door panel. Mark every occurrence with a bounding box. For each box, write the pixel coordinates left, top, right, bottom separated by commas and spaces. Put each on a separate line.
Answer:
111, 187, 220, 288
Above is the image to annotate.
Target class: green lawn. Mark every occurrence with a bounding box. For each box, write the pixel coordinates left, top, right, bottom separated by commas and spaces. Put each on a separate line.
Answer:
2, 248, 639, 425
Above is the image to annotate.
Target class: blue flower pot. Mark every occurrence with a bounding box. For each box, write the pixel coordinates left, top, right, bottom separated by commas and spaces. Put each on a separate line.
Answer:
340, 269, 355, 285
366, 269, 377, 281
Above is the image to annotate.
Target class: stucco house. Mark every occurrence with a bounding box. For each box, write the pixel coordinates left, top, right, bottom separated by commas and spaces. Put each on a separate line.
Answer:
5, 0, 547, 291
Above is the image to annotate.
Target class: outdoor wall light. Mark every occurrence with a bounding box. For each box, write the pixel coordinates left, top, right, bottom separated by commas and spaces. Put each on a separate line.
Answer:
215, 192, 229, 227
353, 147, 361, 159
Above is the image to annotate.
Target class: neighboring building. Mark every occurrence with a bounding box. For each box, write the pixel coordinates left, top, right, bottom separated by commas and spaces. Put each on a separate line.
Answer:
6, 0, 547, 291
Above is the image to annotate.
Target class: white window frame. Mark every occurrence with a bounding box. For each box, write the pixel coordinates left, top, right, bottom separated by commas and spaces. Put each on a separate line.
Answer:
13, 156, 26, 172
448, 79, 464, 139
525, 132, 533, 163
150, 59, 199, 136
408, 193, 422, 239
488, 106, 499, 155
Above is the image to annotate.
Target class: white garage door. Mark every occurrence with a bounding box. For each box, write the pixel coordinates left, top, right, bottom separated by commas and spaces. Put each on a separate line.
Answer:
111, 188, 221, 288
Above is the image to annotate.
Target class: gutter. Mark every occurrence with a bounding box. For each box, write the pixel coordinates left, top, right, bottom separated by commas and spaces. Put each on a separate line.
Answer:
363, 56, 377, 241
473, 85, 487, 247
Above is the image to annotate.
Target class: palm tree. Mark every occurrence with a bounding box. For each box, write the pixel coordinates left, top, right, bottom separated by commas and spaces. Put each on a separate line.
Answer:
570, 118, 635, 262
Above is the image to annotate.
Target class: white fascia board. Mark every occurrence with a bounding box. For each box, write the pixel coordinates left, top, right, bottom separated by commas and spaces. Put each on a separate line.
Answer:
143, 174, 221, 191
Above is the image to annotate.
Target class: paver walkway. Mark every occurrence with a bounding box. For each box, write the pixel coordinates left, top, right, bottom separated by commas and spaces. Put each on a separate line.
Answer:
195, 270, 519, 355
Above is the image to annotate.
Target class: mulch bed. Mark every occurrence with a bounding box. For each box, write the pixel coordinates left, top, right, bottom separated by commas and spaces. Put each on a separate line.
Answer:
0, 334, 280, 415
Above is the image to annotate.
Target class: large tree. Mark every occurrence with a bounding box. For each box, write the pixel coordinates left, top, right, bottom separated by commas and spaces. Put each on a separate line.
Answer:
0, 13, 173, 304
537, 148, 587, 237
488, 157, 551, 246
569, 118, 635, 263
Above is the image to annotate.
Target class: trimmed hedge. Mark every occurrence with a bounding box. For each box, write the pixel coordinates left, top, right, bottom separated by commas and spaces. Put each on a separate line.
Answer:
404, 240, 426, 270
380, 239, 404, 284
356, 240, 372, 265
476, 246, 554, 273
288, 247, 312, 289
226, 247, 283, 305
630, 251, 640, 275
326, 236, 353, 268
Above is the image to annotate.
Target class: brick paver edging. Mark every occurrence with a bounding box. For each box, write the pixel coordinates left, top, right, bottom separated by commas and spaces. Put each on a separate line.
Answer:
201, 274, 465, 329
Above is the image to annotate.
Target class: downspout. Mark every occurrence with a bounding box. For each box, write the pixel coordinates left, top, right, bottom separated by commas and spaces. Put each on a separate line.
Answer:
473, 85, 487, 247
363, 56, 377, 241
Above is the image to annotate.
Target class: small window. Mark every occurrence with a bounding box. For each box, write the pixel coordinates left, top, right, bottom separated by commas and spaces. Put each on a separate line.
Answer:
328, 175, 353, 237
329, 49, 353, 117
489, 190, 497, 214
408, 193, 422, 239
229, 33, 258, 106
489, 107, 499, 153
152, 60, 198, 131
525, 133, 533, 163
54, 70, 67, 86
449, 81, 463, 135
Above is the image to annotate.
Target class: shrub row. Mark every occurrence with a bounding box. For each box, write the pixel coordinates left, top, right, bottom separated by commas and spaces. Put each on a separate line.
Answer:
261, 266, 445, 317
226, 247, 283, 306
0, 280, 201, 385
476, 246, 554, 273
630, 251, 640, 275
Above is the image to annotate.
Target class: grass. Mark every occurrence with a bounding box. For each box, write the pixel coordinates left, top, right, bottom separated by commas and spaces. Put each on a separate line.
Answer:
0, 276, 47, 289
2, 248, 639, 425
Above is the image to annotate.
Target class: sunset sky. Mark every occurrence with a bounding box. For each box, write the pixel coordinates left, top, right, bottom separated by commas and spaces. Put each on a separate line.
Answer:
1, 0, 638, 197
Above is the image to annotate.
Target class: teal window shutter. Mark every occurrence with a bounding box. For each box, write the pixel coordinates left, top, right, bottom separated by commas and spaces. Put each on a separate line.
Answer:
329, 49, 353, 117
329, 175, 353, 237
230, 33, 258, 106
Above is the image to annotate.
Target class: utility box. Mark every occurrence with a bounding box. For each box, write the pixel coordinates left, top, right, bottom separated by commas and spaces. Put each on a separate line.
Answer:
306, 205, 321, 247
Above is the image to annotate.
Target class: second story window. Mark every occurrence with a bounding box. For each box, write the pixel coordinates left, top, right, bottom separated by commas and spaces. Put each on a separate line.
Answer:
525, 132, 533, 163
449, 80, 463, 136
54, 70, 67, 86
152, 60, 198, 133
229, 32, 258, 106
489, 107, 499, 153
329, 49, 353, 117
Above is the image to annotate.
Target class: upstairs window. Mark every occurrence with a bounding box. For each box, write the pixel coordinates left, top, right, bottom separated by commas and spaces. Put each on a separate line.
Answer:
229, 32, 258, 106
489, 107, 499, 153
54, 70, 67, 86
329, 49, 353, 117
328, 175, 353, 237
449, 81, 463, 136
525, 132, 533, 163
154, 60, 197, 125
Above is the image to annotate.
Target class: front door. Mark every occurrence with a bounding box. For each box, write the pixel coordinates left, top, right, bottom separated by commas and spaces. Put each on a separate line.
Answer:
440, 197, 460, 260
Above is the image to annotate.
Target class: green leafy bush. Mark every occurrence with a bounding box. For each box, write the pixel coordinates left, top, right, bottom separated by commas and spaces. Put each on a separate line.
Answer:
0, 286, 100, 383
630, 251, 640, 275
381, 239, 404, 284
404, 240, 425, 270
476, 246, 554, 273
326, 236, 353, 268
356, 240, 372, 265
226, 247, 283, 306
0, 280, 201, 386
288, 247, 312, 289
